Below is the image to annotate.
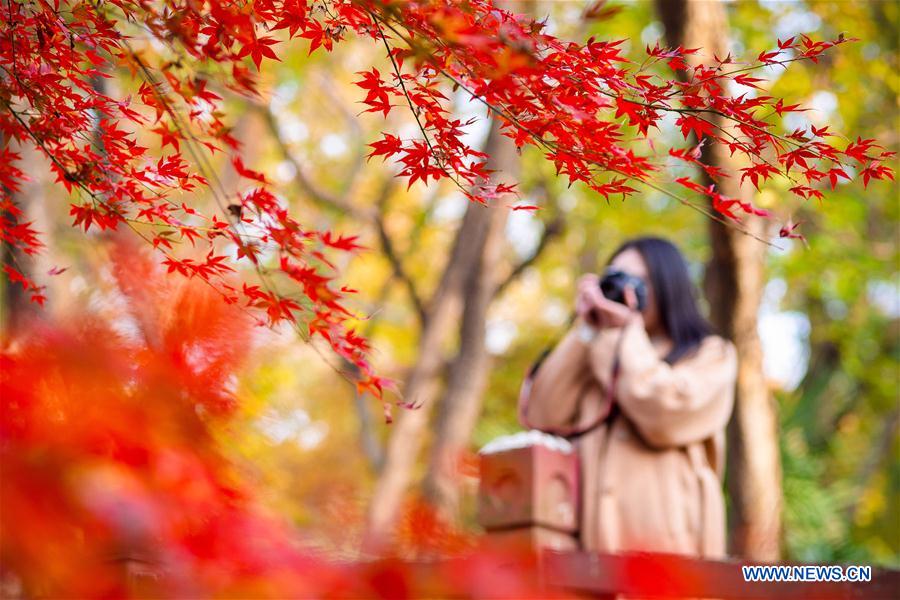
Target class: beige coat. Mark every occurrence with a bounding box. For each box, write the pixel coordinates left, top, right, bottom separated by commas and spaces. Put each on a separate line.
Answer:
520, 318, 737, 558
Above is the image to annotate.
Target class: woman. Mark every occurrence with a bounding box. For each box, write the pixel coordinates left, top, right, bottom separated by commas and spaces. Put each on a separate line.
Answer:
519, 237, 737, 558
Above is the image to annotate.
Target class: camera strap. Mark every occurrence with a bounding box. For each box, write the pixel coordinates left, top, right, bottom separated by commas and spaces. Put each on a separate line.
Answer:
518, 327, 626, 440
563, 361, 619, 441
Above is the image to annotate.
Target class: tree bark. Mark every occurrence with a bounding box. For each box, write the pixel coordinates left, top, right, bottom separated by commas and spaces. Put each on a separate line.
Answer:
363, 119, 513, 548
1, 138, 53, 333
0, 195, 34, 333
655, 0, 782, 560
420, 124, 518, 521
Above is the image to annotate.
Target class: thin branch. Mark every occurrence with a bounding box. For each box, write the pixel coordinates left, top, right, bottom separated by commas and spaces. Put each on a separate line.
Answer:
369, 14, 477, 200
494, 183, 566, 297
257, 102, 373, 220
372, 182, 427, 325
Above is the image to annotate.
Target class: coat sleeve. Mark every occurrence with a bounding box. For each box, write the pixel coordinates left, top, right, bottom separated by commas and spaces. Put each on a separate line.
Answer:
587, 318, 737, 449
519, 327, 589, 430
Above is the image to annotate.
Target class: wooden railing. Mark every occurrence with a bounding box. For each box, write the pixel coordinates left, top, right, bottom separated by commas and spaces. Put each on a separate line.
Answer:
540, 550, 900, 599
477, 435, 900, 599
112, 549, 899, 599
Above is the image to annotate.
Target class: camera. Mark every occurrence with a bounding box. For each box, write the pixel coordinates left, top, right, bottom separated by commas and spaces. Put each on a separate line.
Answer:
599, 269, 647, 310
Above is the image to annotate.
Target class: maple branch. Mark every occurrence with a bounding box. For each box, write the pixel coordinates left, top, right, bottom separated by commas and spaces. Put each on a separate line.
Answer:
119, 52, 337, 363
0, 64, 236, 235
366, 11, 777, 247
5, 93, 301, 349
261, 97, 431, 330
372, 15, 437, 160
118, 47, 321, 359
1, 101, 108, 208
257, 71, 437, 327
553, 60, 842, 196
260, 100, 426, 321
662, 54, 813, 100
443, 72, 777, 246
597, 86, 814, 156
65, 34, 381, 395
1, 94, 278, 324
124, 49, 234, 218
369, 13, 485, 201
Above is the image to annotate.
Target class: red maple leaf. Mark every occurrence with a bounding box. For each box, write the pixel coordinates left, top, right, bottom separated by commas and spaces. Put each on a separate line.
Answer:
675, 115, 715, 140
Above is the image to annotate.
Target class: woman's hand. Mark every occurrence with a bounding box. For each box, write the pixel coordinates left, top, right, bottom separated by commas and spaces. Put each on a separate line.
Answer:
575, 274, 601, 323
576, 274, 640, 329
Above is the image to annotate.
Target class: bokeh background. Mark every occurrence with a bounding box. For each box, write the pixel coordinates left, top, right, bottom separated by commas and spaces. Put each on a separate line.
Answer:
4, 0, 897, 566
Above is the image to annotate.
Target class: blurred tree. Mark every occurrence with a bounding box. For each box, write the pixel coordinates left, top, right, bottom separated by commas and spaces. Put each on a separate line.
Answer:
655, 0, 782, 561
732, 0, 899, 564
417, 120, 518, 523
363, 118, 514, 543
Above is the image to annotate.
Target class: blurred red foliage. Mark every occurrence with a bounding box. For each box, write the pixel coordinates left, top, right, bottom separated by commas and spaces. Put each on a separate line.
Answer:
0, 245, 555, 598
0, 245, 317, 596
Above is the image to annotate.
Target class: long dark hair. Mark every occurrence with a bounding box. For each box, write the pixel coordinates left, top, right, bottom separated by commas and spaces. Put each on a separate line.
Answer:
609, 237, 713, 364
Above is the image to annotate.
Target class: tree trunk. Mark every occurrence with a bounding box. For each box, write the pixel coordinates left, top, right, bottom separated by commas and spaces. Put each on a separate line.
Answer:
364, 119, 514, 548
0, 195, 34, 333
420, 125, 517, 521
368, 115, 518, 548
655, 0, 782, 560
1, 138, 53, 333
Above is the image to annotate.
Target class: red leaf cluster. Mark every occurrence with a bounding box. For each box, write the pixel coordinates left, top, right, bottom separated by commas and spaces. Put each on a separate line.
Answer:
0, 0, 386, 407
0, 0, 894, 415
0, 249, 325, 596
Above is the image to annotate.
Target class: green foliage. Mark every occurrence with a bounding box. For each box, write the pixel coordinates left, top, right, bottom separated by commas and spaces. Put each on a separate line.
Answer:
749, 0, 899, 565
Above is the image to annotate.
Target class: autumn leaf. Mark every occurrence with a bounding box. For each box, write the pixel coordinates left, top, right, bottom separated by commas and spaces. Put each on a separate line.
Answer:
675, 115, 715, 140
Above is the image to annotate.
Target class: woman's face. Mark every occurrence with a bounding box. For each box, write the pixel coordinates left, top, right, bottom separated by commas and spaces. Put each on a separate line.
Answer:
609, 248, 662, 335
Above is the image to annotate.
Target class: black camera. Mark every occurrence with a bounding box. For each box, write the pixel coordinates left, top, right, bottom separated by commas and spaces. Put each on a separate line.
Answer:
599, 269, 647, 310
